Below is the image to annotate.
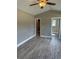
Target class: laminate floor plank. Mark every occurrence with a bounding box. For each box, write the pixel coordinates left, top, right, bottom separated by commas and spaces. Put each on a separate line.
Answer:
17, 36, 61, 59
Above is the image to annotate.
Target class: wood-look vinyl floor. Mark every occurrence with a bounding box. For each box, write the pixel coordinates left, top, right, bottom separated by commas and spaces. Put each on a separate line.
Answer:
17, 36, 61, 59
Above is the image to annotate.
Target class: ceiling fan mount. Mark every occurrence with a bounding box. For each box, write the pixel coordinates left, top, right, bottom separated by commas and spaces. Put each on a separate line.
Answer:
29, 0, 56, 9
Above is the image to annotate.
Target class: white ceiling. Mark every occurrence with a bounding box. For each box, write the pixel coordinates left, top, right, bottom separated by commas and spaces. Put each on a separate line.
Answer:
17, 0, 61, 15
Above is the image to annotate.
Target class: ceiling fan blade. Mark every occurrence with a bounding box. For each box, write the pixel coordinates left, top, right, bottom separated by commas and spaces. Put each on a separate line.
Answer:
30, 3, 38, 6
47, 2, 56, 5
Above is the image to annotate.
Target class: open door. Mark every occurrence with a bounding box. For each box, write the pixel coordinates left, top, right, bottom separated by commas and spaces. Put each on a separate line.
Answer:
36, 19, 40, 36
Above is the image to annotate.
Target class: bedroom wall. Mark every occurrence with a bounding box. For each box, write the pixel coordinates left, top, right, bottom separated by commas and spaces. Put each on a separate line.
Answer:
17, 9, 35, 45
35, 10, 61, 36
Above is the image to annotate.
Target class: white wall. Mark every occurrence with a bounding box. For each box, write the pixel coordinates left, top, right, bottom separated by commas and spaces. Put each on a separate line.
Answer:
35, 10, 61, 36
17, 9, 35, 45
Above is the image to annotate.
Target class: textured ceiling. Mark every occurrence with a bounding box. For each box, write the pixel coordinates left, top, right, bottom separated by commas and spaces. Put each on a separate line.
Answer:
17, 0, 61, 15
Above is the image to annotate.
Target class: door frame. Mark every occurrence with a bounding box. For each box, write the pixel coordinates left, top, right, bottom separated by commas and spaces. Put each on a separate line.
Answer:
35, 18, 40, 36
51, 17, 61, 36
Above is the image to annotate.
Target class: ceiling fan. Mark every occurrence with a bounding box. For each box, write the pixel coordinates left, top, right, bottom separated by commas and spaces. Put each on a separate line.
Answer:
29, 0, 56, 9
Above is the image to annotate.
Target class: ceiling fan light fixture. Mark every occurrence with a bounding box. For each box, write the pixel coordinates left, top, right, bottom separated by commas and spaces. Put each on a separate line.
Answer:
39, 0, 47, 9
29, 0, 56, 9
39, 2, 46, 7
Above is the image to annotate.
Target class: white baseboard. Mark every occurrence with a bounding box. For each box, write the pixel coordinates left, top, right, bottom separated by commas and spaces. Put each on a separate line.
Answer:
17, 34, 36, 47
40, 35, 51, 38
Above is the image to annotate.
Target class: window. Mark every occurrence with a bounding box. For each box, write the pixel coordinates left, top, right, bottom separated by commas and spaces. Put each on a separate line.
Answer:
52, 20, 56, 26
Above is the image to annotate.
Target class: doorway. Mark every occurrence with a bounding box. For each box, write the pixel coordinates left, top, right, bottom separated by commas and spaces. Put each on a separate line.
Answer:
36, 19, 40, 36
51, 17, 61, 39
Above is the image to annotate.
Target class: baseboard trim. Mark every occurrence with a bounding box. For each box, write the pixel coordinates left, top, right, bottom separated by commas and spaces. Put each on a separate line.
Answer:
17, 34, 36, 47
40, 35, 51, 38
